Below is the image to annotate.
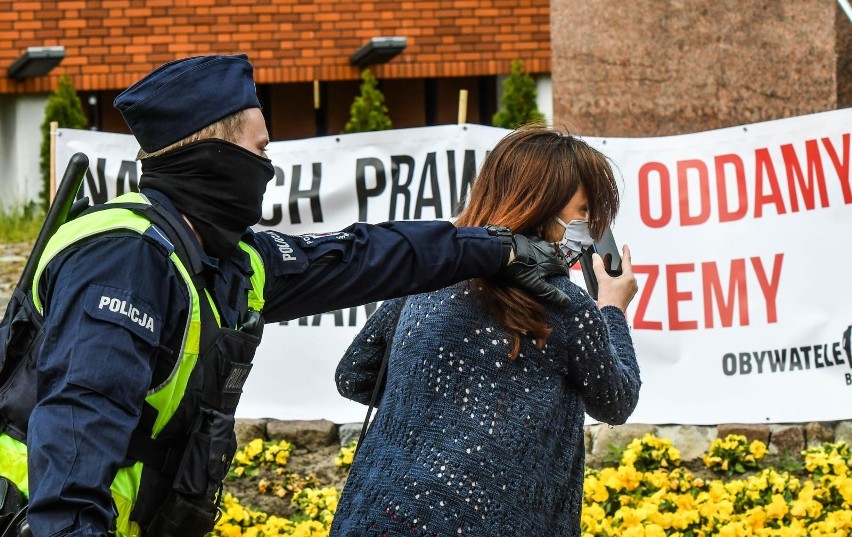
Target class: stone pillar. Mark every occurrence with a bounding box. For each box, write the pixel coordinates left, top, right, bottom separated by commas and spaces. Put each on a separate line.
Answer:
838, 4, 852, 108
551, 0, 839, 136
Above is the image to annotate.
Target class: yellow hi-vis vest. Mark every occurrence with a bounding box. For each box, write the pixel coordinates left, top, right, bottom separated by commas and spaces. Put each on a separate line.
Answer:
0, 192, 266, 536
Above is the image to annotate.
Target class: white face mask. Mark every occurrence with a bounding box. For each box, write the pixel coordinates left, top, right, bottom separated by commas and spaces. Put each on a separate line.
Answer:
554, 217, 593, 266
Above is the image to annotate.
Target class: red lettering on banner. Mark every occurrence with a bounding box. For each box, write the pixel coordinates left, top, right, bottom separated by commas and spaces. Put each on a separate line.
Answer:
715, 154, 748, 223
781, 140, 829, 212
630, 254, 783, 331
822, 133, 851, 204
754, 148, 787, 218
635, 133, 850, 227
666, 263, 698, 331
702, 259, 749, 328
752, 253, 783, 324
632, 265, 663, 330
678, 159, 711, 226
638, 162, 672, 228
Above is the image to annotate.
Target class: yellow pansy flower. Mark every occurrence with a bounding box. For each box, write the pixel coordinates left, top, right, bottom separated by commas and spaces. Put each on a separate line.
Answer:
622, 448, 638, 466
765, 493, 789, 520
749, 441, 767, 459
745, 506, 767, 531
644, 523, 666, 537
245, 438, 264, 458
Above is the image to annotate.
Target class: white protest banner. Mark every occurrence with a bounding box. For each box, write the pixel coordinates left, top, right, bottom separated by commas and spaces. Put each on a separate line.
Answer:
583, 108, 852, 425
55, 109, 852, 425
55, 125, 508, 423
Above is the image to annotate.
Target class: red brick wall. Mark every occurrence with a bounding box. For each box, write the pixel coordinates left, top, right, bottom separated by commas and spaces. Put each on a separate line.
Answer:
0, 0, 551, 94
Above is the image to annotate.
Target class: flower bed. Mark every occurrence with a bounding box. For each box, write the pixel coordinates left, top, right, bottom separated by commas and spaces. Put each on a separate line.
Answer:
583, 435, 851, 536
212, 434, 852, 536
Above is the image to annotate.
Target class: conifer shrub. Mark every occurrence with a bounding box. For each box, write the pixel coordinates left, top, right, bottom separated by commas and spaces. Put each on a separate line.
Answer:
39, 75, 87, 212
343, 68, 392, 133
492, 60, 545, 129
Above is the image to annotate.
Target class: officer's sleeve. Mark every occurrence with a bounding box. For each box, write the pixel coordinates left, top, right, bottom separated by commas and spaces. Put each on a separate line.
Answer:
25, 234, 188, 537
253, 221, 502, 322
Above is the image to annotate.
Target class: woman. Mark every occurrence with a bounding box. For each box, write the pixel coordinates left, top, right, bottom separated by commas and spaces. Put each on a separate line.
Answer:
331, 125, 640, 537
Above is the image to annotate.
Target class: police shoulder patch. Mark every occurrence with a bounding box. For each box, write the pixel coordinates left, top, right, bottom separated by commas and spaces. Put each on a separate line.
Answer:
297, 231, 353, 248
84, 284, 162, 346
142, 224, 175, 256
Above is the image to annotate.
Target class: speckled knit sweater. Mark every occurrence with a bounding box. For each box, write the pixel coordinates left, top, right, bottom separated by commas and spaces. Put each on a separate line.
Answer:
331, 276, 640, 537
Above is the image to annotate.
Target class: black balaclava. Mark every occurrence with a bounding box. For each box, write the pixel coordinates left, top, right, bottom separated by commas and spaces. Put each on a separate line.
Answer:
140, 139, 274, 259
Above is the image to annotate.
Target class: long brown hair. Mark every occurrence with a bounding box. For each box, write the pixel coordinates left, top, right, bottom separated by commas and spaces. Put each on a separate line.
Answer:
455, 124, 620, 358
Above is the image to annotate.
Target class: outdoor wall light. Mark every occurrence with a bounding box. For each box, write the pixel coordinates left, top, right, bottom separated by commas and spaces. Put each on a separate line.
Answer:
350, 37, 407, 68
7, 46, 66, 81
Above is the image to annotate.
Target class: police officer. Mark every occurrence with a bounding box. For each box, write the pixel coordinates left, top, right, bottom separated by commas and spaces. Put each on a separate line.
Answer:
0, 54, 569, 537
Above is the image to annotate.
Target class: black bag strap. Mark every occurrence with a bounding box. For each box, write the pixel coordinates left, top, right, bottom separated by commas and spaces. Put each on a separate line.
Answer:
80, 201, 206, 286
1, 507, 30, 537
355, 298, 406, 454
124, 402, 184, 477
0, 477, 25, 535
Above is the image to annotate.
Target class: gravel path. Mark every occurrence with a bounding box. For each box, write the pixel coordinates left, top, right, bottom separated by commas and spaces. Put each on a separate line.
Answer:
0, 242, 31, 318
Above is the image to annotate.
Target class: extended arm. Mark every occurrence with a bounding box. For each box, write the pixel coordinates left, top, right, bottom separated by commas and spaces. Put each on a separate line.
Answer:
254, 223, 569, 322
255, 222, 498, 322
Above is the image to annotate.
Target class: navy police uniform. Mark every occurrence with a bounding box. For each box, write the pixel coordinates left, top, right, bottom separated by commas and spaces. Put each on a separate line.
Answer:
25, 189, 503, 536
7, 54, 569, 537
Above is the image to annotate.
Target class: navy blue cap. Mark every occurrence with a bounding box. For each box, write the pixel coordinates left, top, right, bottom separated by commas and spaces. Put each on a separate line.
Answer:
114, 54, 261, 153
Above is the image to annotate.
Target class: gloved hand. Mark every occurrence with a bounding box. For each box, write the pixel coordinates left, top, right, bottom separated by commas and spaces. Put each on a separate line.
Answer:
498, 234, 571, 308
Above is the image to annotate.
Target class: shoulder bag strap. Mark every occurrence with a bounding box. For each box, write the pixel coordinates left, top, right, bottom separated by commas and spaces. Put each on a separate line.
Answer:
355, 298, 406, 453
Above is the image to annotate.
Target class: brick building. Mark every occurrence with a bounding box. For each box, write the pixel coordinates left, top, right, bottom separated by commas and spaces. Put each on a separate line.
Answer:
0, 0, 552, 207
1, 1, 849, 208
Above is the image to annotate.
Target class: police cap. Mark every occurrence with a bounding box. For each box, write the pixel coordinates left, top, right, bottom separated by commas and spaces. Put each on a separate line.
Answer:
113, 54, 260, 153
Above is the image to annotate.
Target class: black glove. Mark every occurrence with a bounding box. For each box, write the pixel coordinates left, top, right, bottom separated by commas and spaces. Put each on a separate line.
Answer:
497, 232, 571, 308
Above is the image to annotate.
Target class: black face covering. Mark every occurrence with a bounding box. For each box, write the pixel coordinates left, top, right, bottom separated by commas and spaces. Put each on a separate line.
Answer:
140, 139, 274, 259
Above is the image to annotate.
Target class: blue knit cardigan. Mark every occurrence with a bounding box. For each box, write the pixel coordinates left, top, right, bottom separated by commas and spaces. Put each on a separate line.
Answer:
331, 276, 640, 537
